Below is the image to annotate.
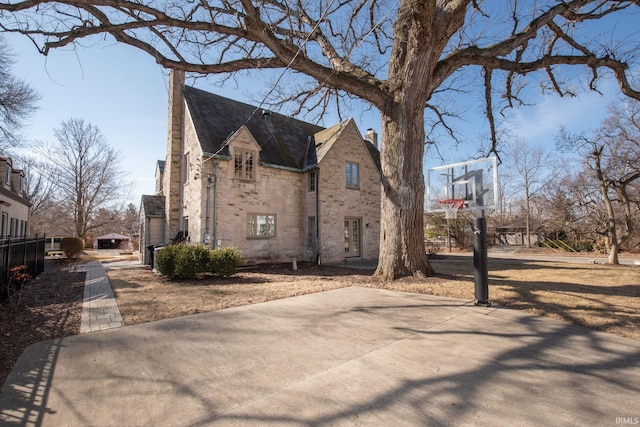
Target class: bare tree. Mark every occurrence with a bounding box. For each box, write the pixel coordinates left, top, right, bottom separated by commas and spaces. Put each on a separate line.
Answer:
3, 1, 640, 278
90, 203, 139, 237
0, 36, 39, 151
13, 155, 55, 219
502, 138, 553, 247
558, 101, 640, 263
35, 118, 128, 240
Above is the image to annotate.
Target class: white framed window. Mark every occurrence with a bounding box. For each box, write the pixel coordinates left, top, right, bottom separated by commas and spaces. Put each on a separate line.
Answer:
5, 165, 11, 185
247, 214, 276, 238
346, 161, 359, 189
234, 149, 255, 181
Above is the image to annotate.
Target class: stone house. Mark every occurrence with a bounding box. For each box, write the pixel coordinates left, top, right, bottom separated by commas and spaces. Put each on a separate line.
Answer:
140, 70, 381, 265
0, 156, 31, 238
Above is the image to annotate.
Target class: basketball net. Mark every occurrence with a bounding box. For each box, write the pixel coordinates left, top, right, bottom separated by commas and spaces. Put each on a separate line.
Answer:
437, 199, 465, 219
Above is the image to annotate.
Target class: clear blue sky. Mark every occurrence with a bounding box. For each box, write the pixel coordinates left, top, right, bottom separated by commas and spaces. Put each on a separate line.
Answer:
4, 30, 622, 206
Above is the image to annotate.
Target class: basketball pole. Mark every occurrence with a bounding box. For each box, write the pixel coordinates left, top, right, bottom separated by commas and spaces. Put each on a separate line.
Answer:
473, 210, 491, 306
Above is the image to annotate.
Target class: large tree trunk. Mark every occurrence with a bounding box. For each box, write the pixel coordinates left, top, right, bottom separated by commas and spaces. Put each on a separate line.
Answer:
606, 202, 620, 265
525, 184, 532, 249
592, 149, 620, 264
375, 105, 434, 280
373, 1, 466, 280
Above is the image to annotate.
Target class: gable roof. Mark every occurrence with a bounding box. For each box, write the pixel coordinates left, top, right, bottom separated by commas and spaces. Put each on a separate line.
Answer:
141, 195, 165, 217
315, 120, 382, 173
183, 86, 324, 171
315, 121, 349, 163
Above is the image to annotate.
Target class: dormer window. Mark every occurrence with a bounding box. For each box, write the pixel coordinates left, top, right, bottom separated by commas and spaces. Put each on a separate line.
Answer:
5, 165, 11, 185
234, 149, 255, 181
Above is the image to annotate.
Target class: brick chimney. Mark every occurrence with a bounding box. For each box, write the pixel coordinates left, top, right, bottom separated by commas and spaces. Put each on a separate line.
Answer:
364, 128, 378, 149
163, 69, 185, 242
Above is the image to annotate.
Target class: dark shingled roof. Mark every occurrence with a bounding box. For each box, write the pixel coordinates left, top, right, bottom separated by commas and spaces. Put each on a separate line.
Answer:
141, 195, 165, 217
364, 140, 382, 173
183, 86, 324, 170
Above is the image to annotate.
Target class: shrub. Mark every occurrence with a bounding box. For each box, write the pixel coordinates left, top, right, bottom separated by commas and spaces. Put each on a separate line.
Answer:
2, 265, 32, 311
60, 237, 84, 259
174, 244, 211, 279
155, 245, 179, 279
155, 245, 244, 280
208, 246, 244, 278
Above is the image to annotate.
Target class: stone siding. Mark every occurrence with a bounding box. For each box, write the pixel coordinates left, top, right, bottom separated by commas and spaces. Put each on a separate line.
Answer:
180, 113, 205, 243
181, 125, 306, 263
163, 70, 185, 242
317, 120, 381, 264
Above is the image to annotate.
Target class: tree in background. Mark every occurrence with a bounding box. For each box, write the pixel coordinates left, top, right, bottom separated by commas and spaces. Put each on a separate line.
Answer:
502, 138, 553, 248
558, 101, 640, 264
34, 118, 129, 241
2, 1, 640, 278
14, 155, 54, 220
0, 36, 38, 152
90, 204, 140, 238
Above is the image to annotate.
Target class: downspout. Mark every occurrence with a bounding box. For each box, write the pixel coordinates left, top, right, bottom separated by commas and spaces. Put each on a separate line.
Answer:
204, 159, 219, 249
205, 174, 211, 246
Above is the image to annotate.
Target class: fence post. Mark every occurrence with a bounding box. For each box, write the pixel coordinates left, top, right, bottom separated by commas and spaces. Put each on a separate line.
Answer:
22, 235, 27, 266
3, 239, 9, 285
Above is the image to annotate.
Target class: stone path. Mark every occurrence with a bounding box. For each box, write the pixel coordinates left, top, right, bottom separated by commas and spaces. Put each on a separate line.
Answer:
79, 261, 124, 333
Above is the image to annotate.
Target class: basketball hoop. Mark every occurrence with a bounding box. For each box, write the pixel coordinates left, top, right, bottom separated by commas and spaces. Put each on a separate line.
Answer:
437, 199, 465, 219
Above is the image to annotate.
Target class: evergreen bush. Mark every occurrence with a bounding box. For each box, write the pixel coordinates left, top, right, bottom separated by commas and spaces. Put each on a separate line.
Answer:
208, 246, 244, 278
155, 245, 244, 280
174, 244, 211, 279
155, 245, 179, 279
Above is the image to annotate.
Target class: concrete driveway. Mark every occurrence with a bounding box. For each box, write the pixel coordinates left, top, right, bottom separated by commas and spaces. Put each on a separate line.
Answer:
1, 287, 639, 426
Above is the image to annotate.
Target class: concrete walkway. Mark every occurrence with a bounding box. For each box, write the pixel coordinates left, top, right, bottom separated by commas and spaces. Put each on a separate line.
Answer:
1, 286, 639, 426
80, 261, 124, 333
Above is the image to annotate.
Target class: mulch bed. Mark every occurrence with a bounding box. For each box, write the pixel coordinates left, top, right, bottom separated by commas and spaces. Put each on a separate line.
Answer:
0, 260, 85, 387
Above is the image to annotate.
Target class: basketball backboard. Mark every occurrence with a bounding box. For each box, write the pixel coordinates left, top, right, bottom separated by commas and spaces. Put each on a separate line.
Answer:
426, 157, 498, 213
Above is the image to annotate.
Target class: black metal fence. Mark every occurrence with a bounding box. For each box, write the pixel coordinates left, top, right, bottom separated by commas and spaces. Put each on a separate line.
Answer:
0, 236, 46, 289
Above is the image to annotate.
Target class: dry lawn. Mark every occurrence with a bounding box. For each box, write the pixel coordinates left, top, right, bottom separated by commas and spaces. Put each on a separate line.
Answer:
107, 255, 640, 341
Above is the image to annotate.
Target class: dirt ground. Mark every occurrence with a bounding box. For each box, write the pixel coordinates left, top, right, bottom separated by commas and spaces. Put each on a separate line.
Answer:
0, 260, 85, 388
1, 251, 639, 387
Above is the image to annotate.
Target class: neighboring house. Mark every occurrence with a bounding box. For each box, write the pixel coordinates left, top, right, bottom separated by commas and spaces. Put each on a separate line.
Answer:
0, 156, 31, 238
140, 70, 381, 265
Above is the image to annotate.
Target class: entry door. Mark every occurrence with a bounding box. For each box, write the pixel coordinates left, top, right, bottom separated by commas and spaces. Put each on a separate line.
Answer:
344, 218, 361, 258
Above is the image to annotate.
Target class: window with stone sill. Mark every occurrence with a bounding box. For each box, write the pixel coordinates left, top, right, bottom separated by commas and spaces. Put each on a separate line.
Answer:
247, 214, 276, 238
